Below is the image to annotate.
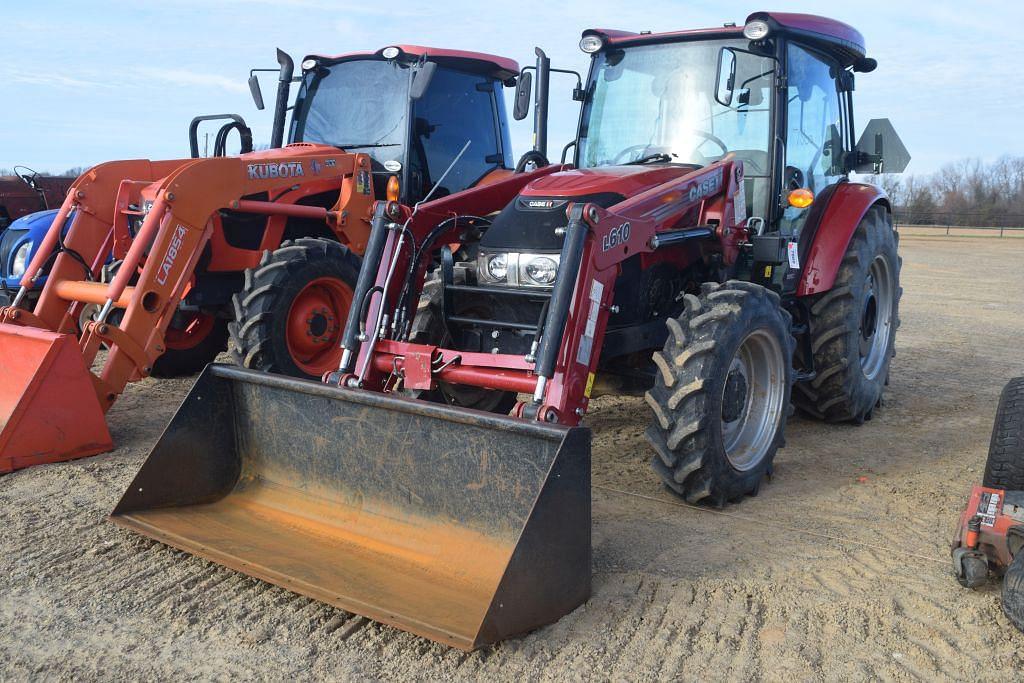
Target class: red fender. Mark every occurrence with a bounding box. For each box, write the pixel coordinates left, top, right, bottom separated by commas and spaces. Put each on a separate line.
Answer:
796, 182, 891, 296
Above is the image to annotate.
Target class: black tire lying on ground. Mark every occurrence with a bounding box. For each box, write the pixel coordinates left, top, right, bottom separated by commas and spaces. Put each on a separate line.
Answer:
983, 377, 1024, 490
645, 281, 794, 506
1002, 550, 1024, 633
794, 205, 901, 423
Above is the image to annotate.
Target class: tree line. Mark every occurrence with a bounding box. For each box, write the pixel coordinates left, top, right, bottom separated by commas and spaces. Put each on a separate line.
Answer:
870, 156, 1024, 228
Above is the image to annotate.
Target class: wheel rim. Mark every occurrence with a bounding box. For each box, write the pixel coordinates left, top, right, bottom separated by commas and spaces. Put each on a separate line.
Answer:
859, 255, 894, 381
165, 311, 216, 350
720, 329, 786, 471
285, 276, 353, 376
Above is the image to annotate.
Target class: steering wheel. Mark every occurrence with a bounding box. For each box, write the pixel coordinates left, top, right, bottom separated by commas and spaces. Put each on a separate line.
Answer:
514, 150, 550, 173
612, 144, 670, 164
688, 130, 729, 157
13, 165, 40, 190
612, 130, 730, 165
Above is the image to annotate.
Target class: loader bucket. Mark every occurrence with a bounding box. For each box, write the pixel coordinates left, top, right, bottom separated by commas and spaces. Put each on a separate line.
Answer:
0, 324, 112, 473
110, 364, 591, 650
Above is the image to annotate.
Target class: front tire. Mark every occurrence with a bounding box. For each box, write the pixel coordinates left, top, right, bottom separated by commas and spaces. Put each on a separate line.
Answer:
645, 281, 794, 506
795, 205, 901, 423
229, 238, 359, 380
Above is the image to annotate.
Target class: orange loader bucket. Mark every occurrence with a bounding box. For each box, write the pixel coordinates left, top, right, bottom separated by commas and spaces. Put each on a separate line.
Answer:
111, 364, 591, 650
0, 324, 112, 473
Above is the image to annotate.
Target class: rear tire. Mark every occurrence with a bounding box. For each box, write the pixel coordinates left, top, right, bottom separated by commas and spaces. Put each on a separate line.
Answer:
645, 281, 794, 506
229, 238, 359, 380
794, 205, 901, 423
983, 378, 1024, 489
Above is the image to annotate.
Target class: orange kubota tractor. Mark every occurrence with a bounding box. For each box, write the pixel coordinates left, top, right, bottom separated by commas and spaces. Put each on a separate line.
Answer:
0, 45, 541, 472
113, 13, 909, 649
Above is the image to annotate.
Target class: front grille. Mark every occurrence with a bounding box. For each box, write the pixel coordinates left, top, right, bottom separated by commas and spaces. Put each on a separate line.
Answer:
0, 228, 28, 278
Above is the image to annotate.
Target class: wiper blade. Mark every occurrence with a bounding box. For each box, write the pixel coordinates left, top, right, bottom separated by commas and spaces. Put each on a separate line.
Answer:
625, 152, 674, 166
335, 142, 401, 149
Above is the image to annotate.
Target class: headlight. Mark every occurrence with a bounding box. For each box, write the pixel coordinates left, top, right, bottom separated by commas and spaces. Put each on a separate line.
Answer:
579, 35, 604, 54
11, 242, 32, 278
485, 253, 508, 281
523, 256, 558, 285
743, 19, 771, 40
477, 251, 560, 287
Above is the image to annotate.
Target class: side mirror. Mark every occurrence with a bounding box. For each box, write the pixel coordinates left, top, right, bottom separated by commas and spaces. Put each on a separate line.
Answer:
248, 74, 265, 111
714, 47, 737, 107
853, 118, 911, 174
410, 61, 437, 100
513, 70, 533, 121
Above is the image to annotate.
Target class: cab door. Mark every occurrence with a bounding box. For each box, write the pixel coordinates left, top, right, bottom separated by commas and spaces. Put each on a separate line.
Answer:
779, 42, 846, 236
408, 68, 510, 200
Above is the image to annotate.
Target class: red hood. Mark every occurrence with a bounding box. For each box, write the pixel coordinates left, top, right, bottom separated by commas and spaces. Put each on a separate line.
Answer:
520, 165, 698, 198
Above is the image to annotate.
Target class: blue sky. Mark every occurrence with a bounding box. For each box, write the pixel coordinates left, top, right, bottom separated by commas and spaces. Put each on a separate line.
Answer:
1, 0, 1019, 176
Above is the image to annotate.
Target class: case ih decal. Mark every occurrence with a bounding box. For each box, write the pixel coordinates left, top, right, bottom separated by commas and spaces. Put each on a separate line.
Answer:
688, 167, 723, 202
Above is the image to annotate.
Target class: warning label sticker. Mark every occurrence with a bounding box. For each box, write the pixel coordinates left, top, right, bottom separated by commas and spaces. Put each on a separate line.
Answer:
977, 491, 1001, 527
787, 242, 800, 269
576, 280, 604, 367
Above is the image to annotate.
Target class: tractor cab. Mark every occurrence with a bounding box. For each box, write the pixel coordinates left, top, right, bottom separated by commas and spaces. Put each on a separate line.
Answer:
199, 46, 520, 205
482, 12, 908, 292
573, 13, 908, 230
287, 46, 519, 203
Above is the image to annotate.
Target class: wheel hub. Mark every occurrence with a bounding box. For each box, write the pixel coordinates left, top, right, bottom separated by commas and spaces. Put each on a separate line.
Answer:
285, 276, 353, 375
722, 368, 749, 423
306, 306, 335, 343
859, 255, 894, 381
720, 329, 786, 472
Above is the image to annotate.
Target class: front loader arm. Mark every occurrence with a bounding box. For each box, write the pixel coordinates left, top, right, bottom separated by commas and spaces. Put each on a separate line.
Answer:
340, 159, 747, 426
344, 165, 567, 384
87, 152, 374, 408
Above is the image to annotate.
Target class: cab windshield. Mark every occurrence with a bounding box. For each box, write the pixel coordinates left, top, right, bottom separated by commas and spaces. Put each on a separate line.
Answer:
578, 39, 775, 177
289, 59, 410, 168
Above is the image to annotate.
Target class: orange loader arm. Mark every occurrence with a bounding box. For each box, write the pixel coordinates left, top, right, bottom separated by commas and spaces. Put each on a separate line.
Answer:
0, 149, 373, 472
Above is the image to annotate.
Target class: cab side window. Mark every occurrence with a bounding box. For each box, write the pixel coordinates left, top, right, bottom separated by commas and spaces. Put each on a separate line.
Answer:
782, 44, 843, 232
410, 68, 502, 197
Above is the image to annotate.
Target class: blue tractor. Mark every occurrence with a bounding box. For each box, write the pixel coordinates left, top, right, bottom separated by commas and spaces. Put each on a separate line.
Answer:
0, 208, 63, 308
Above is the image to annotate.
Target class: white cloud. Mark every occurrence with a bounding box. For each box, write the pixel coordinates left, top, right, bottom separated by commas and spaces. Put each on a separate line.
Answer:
9, 73, 109, 89
132, 67, 249, 93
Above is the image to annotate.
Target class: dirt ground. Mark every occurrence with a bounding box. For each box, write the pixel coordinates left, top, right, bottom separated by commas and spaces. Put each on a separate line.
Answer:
3, 235, 1024, 681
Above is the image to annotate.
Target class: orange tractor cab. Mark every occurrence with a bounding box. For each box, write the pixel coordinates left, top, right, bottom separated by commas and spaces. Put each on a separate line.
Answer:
114, 13, 910, 649
0, 44, 535, 472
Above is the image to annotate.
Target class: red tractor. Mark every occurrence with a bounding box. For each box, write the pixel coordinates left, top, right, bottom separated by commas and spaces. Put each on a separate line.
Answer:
116, 12, 910, 648
333, 11, 910, 504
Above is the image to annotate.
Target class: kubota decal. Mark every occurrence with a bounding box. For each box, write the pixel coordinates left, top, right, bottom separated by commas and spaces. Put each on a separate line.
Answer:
247, 162, 305, 180
156, 224, 188, 286
310, 159, 324, 175
688, 167, 724, 202
601, 222, 631, 252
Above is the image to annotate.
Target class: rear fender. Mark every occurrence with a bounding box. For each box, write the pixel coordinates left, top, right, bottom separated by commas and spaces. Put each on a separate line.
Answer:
796, 182, 890, 296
